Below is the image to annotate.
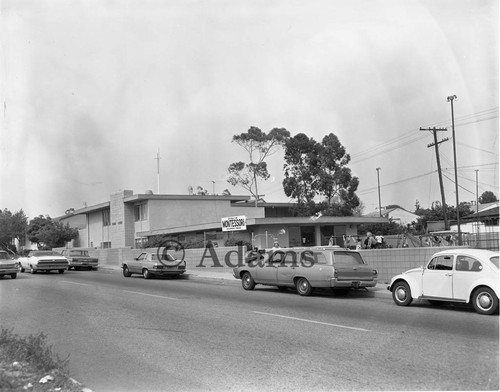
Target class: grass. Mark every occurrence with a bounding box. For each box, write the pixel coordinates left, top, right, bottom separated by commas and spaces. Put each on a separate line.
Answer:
0, 327, 90, 391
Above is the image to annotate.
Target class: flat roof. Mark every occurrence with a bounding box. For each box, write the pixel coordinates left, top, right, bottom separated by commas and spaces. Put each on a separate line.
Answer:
123, 194, 251, 203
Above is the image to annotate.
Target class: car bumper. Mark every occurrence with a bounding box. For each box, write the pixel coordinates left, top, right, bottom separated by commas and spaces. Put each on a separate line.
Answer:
151, 269, 186, 275
0, 267, 18, 274
69, 262, 99, 268
330, 278, 377, 288
34, 264, 69, 270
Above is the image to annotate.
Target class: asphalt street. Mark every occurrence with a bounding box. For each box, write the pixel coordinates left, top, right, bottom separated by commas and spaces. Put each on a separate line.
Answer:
0, 268, 498, 391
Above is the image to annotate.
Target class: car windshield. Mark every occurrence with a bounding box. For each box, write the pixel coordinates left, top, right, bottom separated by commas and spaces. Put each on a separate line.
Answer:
69, 250, 89, 256
0, 252, 11, 260
333, 251, 365, 265
32, 251, 60, 257
490, 256, 499, 269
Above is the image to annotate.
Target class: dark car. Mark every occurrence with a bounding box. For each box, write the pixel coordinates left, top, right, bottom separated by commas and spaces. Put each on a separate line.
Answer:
234, 246, 378, 296
60, 249, 99, 270
122, 252, 186, 279
0, 250, 18, 279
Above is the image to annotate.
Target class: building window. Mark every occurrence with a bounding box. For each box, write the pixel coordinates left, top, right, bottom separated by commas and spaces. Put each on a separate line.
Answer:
103, 210, 110, 226
135, 238, 147, 249
101, 241, 111, 249
134, 203, 148, 221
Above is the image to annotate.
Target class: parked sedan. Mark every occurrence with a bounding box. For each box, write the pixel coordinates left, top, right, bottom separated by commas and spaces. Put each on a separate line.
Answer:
60, 249, 99, 270
18, 250, 69, 274
0, 250, 18, 279
122, 252, 186, 279
387, 248, 499, 315
234, 246, 378, 296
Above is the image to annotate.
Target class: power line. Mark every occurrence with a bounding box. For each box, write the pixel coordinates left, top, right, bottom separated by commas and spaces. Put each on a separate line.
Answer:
350, 107, 498, 164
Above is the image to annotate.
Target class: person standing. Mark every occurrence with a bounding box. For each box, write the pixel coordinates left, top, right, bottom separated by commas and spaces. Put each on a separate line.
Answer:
364, 232, 377, 249
375, 231, 384, 248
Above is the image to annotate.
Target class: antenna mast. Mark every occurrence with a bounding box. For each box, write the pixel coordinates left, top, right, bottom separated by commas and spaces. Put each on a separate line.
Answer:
155, 149, 161, 194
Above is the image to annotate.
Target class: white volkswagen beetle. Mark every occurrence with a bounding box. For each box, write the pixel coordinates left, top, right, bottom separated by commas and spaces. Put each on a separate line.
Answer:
387, 248, 499, 315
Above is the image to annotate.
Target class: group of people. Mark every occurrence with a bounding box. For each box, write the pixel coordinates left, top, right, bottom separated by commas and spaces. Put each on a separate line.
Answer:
334, 232, 386, 250
362, 231, 385, 249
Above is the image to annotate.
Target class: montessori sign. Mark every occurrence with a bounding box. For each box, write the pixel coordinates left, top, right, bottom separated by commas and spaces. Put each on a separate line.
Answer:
221, 216, 247, 231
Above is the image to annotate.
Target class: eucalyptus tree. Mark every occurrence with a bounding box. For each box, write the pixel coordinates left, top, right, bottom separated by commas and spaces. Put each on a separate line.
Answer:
283, 132, 360, 216
227, 126, 290, 206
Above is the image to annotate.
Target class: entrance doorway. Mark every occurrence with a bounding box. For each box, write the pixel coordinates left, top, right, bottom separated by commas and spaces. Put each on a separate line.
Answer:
300, 226, 315, 246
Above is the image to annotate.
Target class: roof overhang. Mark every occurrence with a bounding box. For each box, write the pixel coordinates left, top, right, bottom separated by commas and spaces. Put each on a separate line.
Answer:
55, 202, 110, 220
137, 216, 389, 237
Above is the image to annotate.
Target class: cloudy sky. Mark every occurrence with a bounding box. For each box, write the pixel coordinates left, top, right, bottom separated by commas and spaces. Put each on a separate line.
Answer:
1, 0, 498, 219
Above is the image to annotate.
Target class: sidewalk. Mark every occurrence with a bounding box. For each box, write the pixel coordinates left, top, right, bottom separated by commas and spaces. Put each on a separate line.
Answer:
101, 264, 390, 296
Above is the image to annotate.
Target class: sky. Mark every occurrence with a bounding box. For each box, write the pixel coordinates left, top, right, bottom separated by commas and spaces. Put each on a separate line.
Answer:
1, 0, 498, 219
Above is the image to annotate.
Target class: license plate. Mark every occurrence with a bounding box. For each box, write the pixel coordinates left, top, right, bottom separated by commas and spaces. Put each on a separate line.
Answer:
352, 281, 360, 288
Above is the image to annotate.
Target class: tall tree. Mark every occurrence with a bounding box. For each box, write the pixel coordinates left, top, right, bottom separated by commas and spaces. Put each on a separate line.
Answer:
283, 133, 360, 216
0, 208, 28, 251
479, 190, 498, 204
27, 215, 78, 249
227, 126, 290, 206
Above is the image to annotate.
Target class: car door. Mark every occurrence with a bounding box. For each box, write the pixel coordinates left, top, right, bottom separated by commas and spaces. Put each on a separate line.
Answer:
130, 252, 147, 273
422, 254, 453, 298
254, 251, 281, 284
452, 255, 482, 301
277, 251, 298, 285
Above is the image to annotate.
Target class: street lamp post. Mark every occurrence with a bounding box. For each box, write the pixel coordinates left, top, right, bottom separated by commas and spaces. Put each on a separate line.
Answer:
376, 167, 382, 217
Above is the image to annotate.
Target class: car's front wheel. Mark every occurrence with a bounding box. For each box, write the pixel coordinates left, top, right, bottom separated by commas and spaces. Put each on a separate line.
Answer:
122, 265, 132, 277
296, 277, 313, 296
392, 281, 412, 306
142, 268, 153, 279
58, 269, 65, 274
30, 266, 37, 274
241, 272, 256, 290
472, 287, 499, 315
10, 273, 17, 279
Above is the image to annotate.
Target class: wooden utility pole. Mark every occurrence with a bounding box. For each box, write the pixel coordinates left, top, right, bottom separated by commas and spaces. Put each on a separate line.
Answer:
447, 94, 461, 245
420, 127, 449, 230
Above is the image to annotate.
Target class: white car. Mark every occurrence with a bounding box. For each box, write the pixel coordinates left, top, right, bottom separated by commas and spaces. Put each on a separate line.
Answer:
387, 248, 499, 315
18, 250, 69, 274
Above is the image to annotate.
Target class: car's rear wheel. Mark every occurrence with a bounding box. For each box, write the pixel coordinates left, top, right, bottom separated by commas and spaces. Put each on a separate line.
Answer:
10, 273, 17, 279
122, 265, 132, 277
392, 281, 412, 306
143, 268, 153, 279
296, 277, 313, 296
472, 287, 498, 315
58, 269, 65, 274
241, 272, 255, 290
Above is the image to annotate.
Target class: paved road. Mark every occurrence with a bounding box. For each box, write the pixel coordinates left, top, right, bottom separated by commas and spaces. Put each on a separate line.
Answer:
0, 269, 498, 391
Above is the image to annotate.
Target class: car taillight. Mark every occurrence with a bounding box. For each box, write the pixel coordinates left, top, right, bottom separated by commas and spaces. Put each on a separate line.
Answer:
373, 269, 378, 275
333, 269, 338, 278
